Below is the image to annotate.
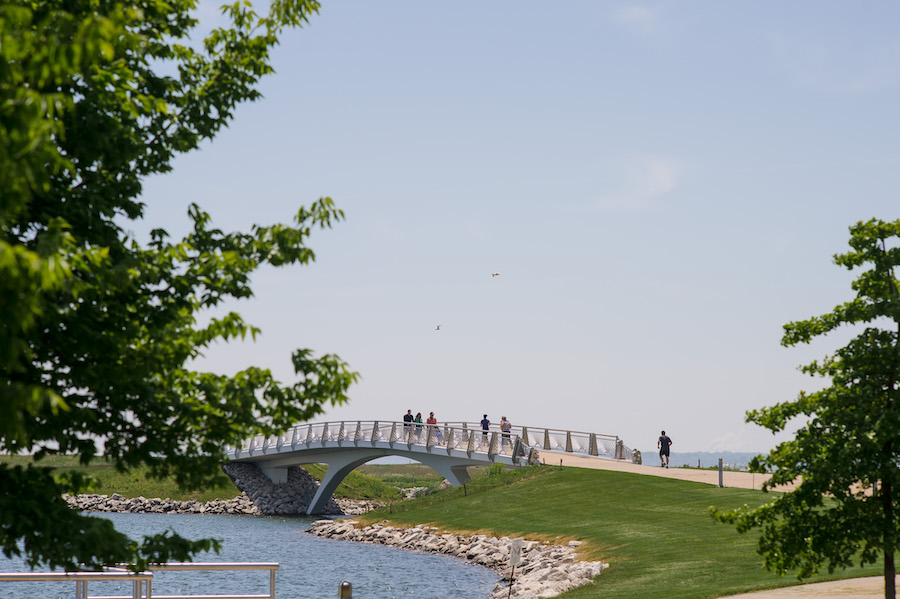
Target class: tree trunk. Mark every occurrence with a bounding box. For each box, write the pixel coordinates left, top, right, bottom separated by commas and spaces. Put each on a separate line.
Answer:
886, 546, 896, 599
883, 476, 896, 599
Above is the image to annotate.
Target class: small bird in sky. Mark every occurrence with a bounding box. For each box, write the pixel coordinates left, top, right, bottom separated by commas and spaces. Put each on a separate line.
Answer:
491, 272, 501, 278
435, 325, 442, 331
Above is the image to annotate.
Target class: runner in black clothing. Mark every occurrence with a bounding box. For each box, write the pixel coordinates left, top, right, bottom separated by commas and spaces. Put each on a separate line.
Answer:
658, 430, 673, 468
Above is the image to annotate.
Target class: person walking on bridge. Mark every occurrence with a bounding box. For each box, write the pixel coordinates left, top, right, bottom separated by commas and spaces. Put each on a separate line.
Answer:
480, 414, 490, 440
658, 430, 673, 468
427, 412, 443, 443
500, 416, 512, 448
414, 412, 423, 441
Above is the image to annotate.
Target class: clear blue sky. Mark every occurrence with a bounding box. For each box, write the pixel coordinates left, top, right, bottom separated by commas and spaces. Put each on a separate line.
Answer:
138, 1, 900, 452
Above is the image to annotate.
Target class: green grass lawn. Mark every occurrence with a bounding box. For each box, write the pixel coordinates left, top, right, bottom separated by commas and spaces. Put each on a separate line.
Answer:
360, 464, 880, 599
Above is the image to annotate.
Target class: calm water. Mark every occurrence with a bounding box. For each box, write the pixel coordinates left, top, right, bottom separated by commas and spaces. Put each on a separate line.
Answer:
0, 512, 498, 599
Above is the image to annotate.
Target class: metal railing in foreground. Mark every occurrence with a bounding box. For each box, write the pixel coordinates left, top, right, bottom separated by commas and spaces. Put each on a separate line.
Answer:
0, 561, 278, 599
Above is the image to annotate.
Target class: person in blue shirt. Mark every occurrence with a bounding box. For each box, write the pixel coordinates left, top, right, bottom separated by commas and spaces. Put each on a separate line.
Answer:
481, 414, 490, 440
658, 430, 673, 468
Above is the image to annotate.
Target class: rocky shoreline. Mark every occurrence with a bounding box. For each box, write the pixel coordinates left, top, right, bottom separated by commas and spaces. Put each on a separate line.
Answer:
62, 463, 382, 516
63, 492, 380, 516
307, 518, 607, 599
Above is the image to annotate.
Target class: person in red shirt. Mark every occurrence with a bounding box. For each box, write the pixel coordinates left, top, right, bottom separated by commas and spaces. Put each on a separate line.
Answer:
427, 412, 443, 443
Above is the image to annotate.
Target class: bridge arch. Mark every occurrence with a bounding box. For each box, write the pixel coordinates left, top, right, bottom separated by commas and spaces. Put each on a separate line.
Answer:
294, 447, 479, 515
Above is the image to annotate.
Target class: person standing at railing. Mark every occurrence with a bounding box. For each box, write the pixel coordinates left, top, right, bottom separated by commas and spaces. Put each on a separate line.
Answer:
658, 430, 673, 468
480, 414, 491, 441
403, 410, 414, 442
414, 412, 424, 441
427, 412, 443, 442
500, 416, 512, 448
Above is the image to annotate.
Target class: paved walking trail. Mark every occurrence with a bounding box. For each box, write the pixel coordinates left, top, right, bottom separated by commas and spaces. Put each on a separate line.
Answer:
545, 452, 798, 491
723, 577, 889, 598
546, 452, 890, 598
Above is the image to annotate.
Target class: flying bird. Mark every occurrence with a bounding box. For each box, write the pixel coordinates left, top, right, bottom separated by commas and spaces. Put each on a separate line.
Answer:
435, 325, 442, 331
491, 272, 501, 278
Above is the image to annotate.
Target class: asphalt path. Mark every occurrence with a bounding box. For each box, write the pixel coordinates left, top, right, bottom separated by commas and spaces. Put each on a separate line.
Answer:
545, 451, 799, 491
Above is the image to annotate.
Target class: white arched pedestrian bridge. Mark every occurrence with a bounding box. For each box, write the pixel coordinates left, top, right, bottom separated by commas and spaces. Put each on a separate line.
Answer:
224, 421, 636, 515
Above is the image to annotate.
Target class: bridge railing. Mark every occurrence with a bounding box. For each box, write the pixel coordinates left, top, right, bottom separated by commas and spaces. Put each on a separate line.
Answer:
226, 421, 636, 463
226, 421, 535, 463
441, 422, 635, 461
388, 421, 526, 461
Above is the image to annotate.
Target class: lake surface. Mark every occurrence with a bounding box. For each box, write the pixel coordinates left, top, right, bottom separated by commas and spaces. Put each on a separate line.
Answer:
0, 512, 499, 599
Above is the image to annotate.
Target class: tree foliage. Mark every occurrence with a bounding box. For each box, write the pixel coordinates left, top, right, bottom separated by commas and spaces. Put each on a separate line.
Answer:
714, 219, 900, 599
1, 0, 358, 571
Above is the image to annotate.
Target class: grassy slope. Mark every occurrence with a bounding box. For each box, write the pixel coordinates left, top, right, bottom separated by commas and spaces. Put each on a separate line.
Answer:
361, 465, 879, 599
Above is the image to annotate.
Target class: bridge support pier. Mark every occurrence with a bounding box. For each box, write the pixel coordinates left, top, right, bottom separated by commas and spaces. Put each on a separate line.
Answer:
426, 460, 472, 487
307, 451, 378, 516
258, 464, 288, 484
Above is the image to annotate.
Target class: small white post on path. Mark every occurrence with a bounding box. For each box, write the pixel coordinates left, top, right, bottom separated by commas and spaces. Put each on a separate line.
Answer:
718, 458, 724, 488
508, 538, 523, 599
